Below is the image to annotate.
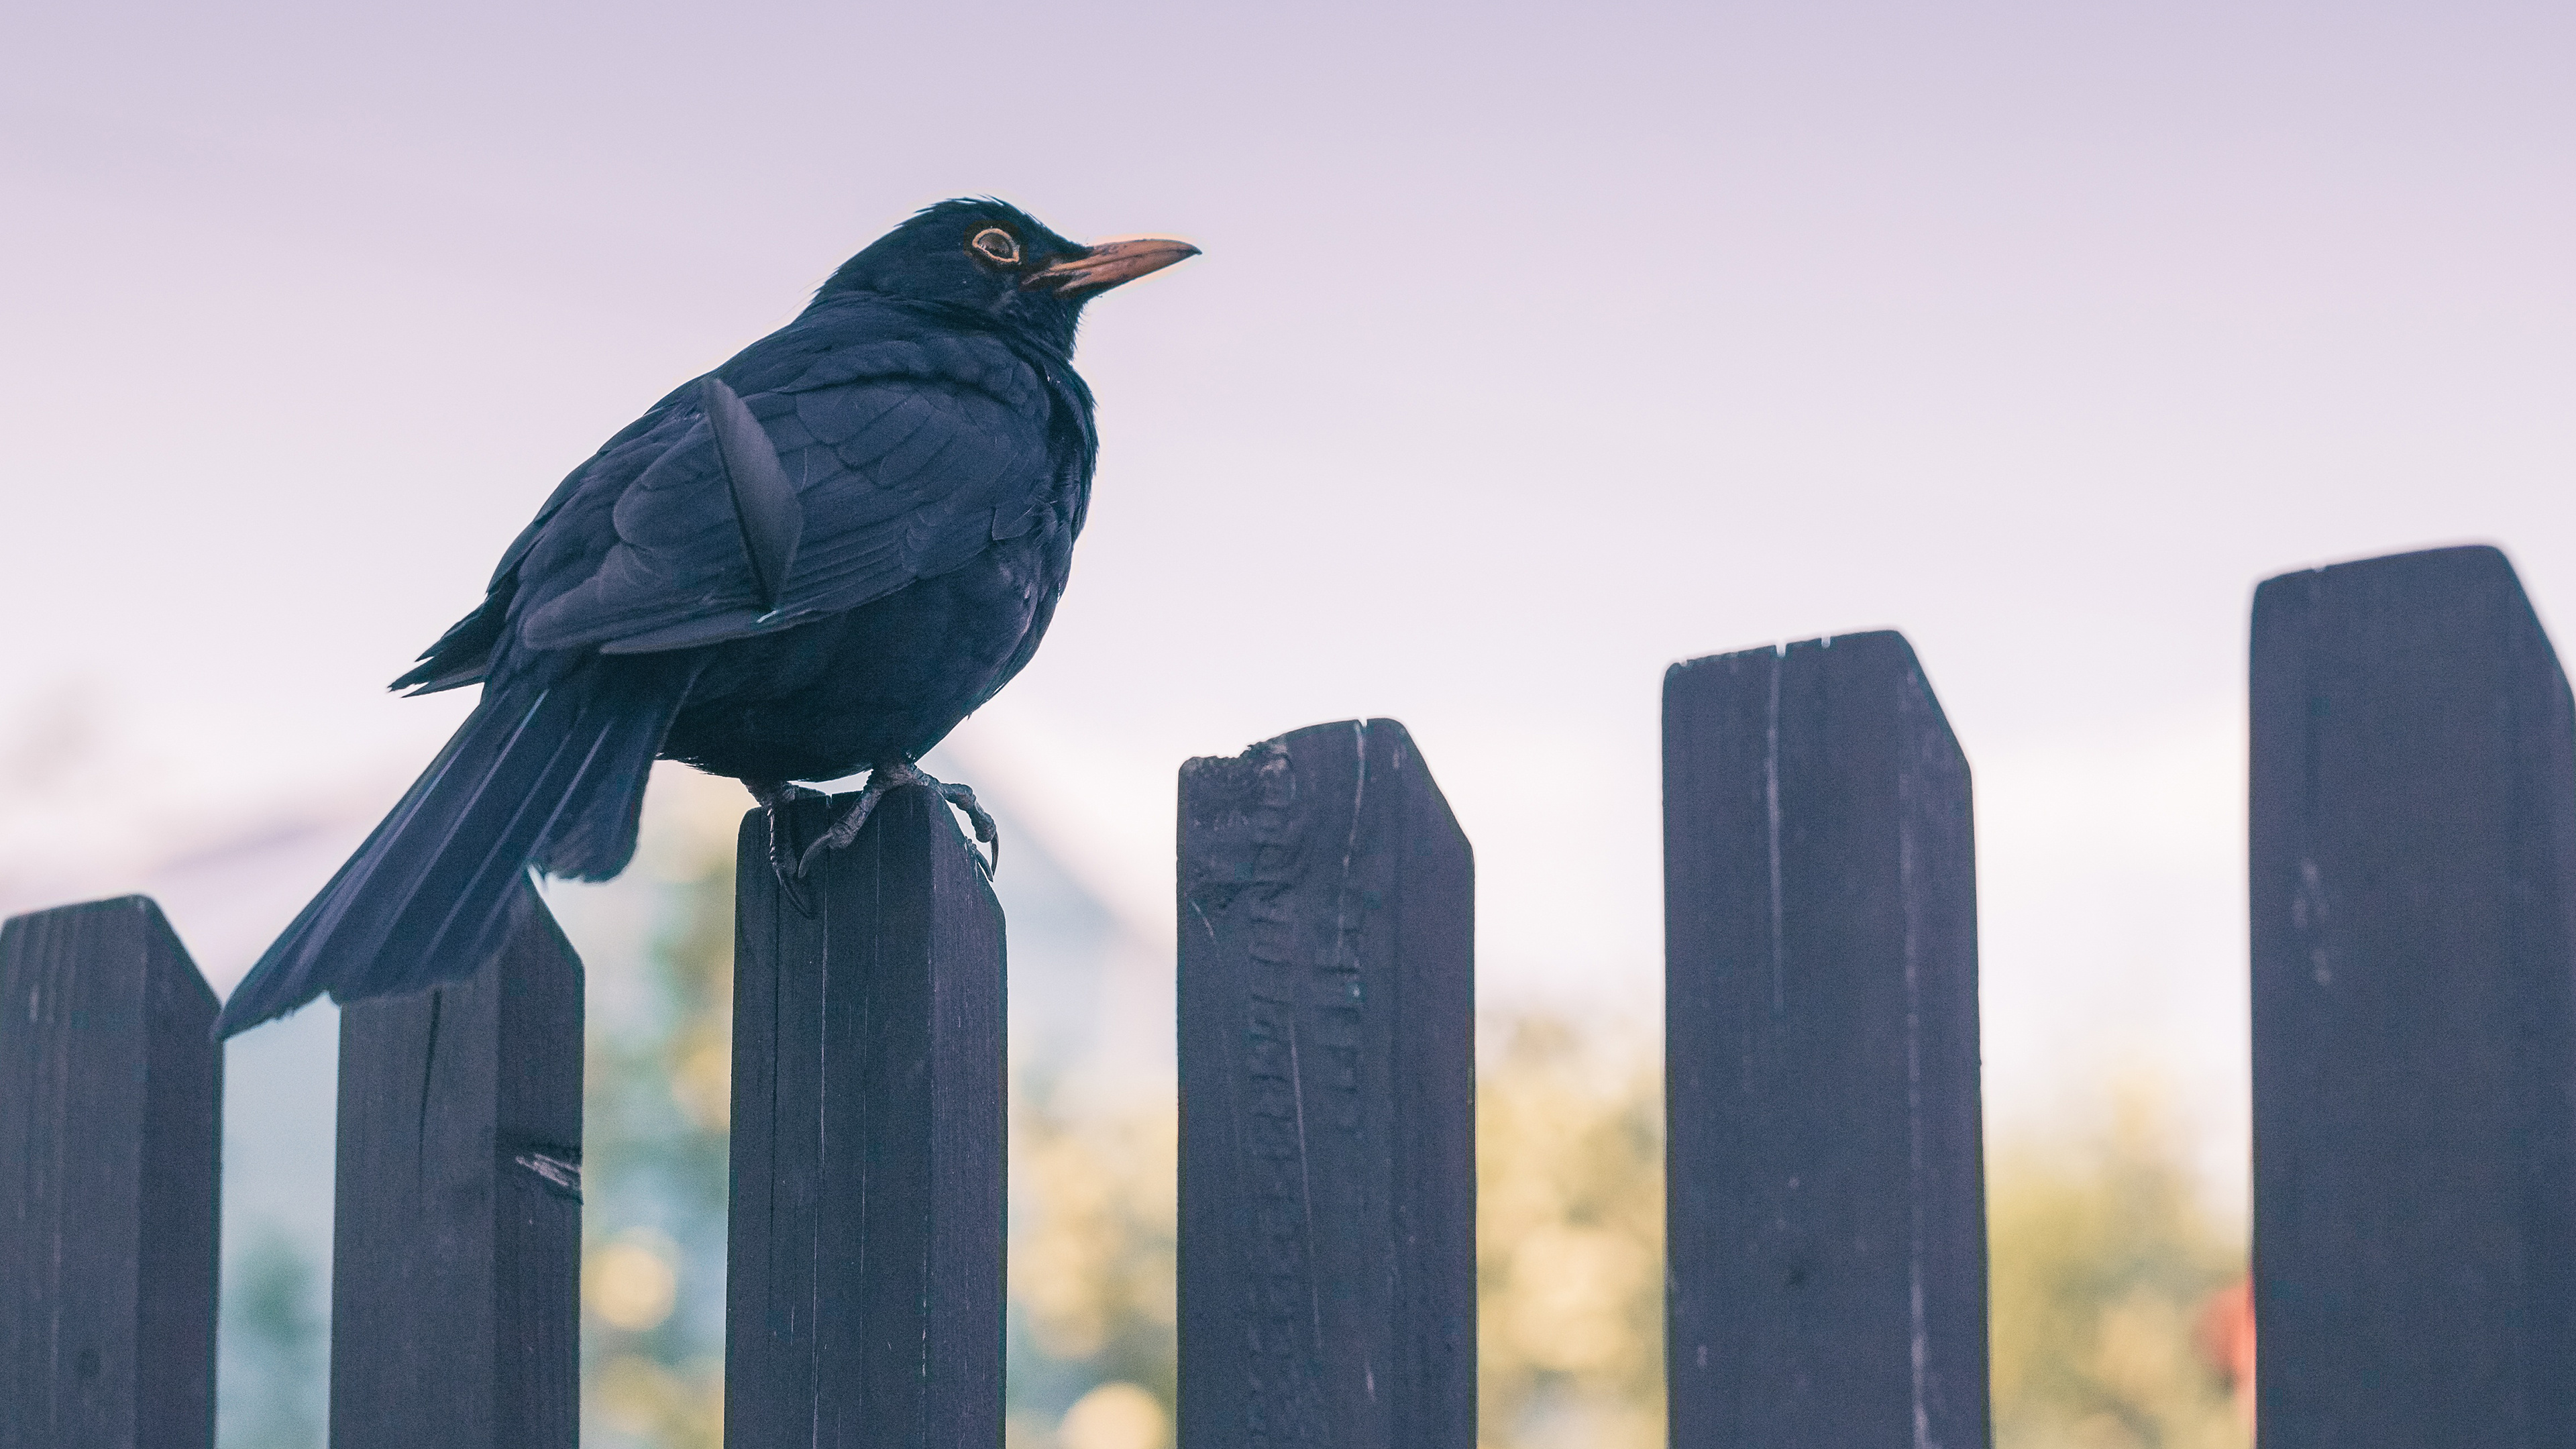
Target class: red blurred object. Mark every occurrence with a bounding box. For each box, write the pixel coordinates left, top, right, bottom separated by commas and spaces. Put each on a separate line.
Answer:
2196, 1275, 2257, 1438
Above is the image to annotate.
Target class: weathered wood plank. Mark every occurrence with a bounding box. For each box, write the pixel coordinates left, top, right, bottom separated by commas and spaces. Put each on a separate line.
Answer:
1662, 632, 1988, 1446
725, 785, 1006, 1448
328, 887, 584, 1449
0, 896, 221, 1449
1177, 718, 1476, 1449
2251, 544, 2576, 1443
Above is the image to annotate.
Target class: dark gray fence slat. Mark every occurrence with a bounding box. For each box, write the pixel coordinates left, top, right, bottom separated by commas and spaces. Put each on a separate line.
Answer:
2251, 545, 2576, 1444
329, 888, 584, 1448
1177, 718, 1476, 1449
0, 896, 221, 1449
1662, 632, 1988, 1446
725, 785, 1005, 1448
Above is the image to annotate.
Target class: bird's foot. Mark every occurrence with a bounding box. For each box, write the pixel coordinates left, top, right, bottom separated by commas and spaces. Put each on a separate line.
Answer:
746, 779, 826, 916
796, 760, 1001, 879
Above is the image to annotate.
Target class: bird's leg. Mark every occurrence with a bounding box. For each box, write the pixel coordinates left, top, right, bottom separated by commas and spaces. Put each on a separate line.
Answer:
745, 778, 824, 915
794, 759, 916, 876
796, 759, 1002, 878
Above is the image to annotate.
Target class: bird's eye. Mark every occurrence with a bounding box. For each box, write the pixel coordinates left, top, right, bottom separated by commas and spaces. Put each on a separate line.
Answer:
970, 227, 1021, 265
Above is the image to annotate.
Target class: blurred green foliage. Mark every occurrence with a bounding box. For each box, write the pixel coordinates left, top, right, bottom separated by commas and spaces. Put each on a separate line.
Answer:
215, 1226, 326, 1449
1477, 1016, 1665, 1449
1005, 1084, 1178, 1448
577, 803, 733, 1449
1988, 1089, 2249, 1449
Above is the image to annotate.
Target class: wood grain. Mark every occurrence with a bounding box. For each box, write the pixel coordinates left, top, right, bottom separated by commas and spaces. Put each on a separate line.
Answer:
1178, 719, 1476, 1449
329, 888, 583, 1449
1662, 632, 1989, 1446
0, 896, 221, 1449
725, 785, 1005, 1448
2251, 545, 2576, 1443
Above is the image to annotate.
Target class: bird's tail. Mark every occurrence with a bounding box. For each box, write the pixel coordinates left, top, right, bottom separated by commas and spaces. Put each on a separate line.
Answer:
216, 658, 695, 1036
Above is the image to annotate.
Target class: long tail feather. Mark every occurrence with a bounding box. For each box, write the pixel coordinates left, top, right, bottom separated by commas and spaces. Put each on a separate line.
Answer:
217, 659, 691, 1036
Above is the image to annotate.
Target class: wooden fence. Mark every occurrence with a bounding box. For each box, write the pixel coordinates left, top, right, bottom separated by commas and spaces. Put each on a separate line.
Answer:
5, 541, 2574, 1445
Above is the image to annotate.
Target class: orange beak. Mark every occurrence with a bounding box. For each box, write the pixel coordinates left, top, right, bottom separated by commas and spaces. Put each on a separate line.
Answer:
1027, 235, 1201, 296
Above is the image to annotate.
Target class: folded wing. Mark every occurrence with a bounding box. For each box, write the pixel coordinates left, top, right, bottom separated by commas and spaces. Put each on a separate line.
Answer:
519, 335, 1063, 657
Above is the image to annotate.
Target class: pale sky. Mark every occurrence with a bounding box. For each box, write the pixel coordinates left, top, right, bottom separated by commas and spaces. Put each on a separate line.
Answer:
7, 1, 2575, 1190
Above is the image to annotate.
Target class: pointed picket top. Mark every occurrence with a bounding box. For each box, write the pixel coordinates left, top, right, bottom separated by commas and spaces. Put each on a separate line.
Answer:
1, 895, 222, 1449
1662, 632, 1989, 1447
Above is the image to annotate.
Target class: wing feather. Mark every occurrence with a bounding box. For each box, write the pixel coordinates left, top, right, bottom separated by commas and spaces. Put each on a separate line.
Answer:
519, 331, 1063, 656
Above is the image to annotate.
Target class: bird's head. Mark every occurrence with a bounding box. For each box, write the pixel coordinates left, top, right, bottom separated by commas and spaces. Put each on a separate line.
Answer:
817, 198, 1199, 354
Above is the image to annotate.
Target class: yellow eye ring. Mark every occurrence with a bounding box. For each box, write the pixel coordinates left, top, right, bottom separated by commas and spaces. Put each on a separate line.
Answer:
970, 227, 1021, 265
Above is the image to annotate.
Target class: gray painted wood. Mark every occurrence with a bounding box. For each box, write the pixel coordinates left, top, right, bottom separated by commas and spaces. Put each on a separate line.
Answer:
1177, 718, 1476, 1449
328, 888, 584, 1449
2251, 545, 2576, 1443
1662, 632, 1989, 1447
725, 785, 1006, 1448
0, 896, 221, 1449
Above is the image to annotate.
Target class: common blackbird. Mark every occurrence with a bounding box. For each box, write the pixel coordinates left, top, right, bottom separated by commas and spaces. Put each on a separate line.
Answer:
216, 198, 1197, 1036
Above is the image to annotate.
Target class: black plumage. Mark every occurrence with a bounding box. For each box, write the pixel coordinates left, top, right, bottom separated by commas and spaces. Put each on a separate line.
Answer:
216, 199, 1196, 1036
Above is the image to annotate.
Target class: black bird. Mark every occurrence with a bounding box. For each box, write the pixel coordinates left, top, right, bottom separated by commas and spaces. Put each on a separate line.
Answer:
215, 199, 1197, 1036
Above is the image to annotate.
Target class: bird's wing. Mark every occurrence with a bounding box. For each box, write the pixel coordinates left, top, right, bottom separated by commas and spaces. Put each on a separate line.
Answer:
390, 392, 703, 692
516, 335, 1067, 657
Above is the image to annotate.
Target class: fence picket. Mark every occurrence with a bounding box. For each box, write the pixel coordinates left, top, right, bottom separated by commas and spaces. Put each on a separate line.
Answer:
48, 544, 2576, 1443
1662, 632, 1990, 1445
1177, 718, 1477, 1449
2250, 545, 2576, 1442
328, 888, 584, 1448
0, 896, 221, 1449
724, 785, 1006, 1447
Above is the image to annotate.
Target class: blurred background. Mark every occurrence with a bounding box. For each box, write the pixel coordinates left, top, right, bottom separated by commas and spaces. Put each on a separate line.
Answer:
5, 0, 2571, 1444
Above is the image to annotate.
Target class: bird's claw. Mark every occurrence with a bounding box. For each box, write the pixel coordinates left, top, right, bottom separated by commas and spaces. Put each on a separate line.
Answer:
788, 761, 1001, 880
795, 772, 895, 877
935, 780, 1000, 877
748, 780, 827, 916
